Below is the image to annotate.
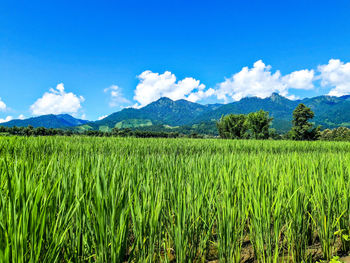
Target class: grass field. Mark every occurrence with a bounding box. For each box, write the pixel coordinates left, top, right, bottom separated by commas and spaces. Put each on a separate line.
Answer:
0, 136, 349, 262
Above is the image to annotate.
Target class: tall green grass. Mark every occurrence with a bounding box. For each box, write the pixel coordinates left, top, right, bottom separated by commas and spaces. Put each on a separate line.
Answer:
0, 136, 349, 262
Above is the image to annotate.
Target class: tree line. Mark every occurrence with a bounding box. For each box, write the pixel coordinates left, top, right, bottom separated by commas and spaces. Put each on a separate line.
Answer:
217, 103, 321, 140
0, 125, 202, 138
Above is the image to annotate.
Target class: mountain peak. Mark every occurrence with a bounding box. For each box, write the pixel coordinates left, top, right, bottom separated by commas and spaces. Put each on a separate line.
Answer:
270, 92, 283, 98
156, 97, 173, 103
269, 93, 289, 103
57, 113, 72, 118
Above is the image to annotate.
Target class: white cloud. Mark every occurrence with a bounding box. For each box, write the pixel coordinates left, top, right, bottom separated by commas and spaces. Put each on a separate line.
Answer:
215, 60, 315, 102
133, 71, 212, 107
187, 88, 215, 102
0, 115, 25, 123
0, 98, 7, 111
282, 69, 315, 90
0, 116, 13, 123
285, 94, 300, 100
30, 83, 84, 116
318, 59, 350, 97
98, 115, 108, 120
216, 61, 285, 102
104, 85, 130, 107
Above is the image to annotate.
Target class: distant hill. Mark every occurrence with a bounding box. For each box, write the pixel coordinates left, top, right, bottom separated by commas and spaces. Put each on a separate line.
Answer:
302, 95, 350, 129
80, 93, 350, 134
82, 97, 222, 131
0, 114, 88, 128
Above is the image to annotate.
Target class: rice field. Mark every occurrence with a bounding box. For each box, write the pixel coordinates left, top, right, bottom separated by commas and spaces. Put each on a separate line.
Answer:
0, 136, 349, 262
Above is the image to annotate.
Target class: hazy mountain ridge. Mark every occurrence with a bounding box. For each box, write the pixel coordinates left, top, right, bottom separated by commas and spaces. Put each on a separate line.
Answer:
0, 114, 88, 128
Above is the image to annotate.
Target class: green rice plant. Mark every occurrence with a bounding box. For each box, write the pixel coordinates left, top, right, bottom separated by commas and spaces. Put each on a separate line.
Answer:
216, 163, 247, 263
310, 158, 340, 261
129, 156, 164, 262
284, 158, 313, 262
246, 155, 286, 263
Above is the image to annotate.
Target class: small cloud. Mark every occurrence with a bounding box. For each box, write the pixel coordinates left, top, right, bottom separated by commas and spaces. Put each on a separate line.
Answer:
18, 114, 25, 120
130, 103, 142, 109
98, 115, 108, 120
30, 83, 84, 116
285, 94, 300, 100
0, 98, 7, 111
187, 88, 215, 102
104, 85, 130, 108
282, 69, 315, 90
0, 116, 13, 123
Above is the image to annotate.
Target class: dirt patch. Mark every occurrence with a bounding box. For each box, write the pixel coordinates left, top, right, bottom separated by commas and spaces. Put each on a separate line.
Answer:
340, 256, 350, 263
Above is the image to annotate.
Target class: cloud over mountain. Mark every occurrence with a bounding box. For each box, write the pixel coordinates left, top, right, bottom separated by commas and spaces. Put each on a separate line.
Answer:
0, 116, 12, 123
318, 59, 350, 97
30, 83, 85, 116
215, 60, 315, 102
133, 70, 214, 107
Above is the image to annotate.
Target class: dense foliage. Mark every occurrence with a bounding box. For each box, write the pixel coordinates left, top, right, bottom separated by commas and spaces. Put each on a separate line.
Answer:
247, 110, 274, 139
1, 137, 349, 262
320, 127, 350, 141
290, 103, 320, 140
216, 114, 248, 139
217, 110, 273, 139
0, 125, 187, 138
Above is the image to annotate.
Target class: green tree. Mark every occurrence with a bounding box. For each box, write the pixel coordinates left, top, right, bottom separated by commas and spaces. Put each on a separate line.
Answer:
290, 103, 320, 140
23, 125, 34, 136
216, 114, 248, 139
111, 127, 120, 136
247, 110, 273, 139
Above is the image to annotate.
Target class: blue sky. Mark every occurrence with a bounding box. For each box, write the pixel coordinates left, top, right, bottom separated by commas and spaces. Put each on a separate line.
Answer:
1, 0, 350, 121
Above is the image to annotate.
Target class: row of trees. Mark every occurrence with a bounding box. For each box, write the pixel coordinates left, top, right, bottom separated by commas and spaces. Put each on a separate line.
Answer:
320, 127, 350, 141
0, 125, 199, 138
217, 103, 320, 140
0, 126, 74, 136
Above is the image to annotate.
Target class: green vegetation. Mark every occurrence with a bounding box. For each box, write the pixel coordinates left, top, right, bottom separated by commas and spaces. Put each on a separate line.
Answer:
290, 103, 320, 140
320, 127, 350, 141
114, 119, 153, 129
247, 110, 273, 139
217, 110, 273, 139
217, 114, 248, 139
1, 136, 349, 262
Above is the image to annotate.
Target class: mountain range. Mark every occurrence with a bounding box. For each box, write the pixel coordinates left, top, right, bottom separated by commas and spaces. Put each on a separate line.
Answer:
0, 114, 88, 129
2, 93, 350, 134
